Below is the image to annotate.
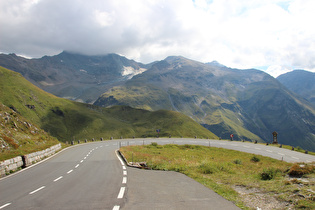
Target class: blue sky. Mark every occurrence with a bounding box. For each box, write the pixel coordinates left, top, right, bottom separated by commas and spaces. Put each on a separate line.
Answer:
1, 0, 315, 77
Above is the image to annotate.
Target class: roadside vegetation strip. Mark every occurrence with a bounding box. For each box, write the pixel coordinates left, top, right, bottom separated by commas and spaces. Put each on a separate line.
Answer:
120, 143, 315, 210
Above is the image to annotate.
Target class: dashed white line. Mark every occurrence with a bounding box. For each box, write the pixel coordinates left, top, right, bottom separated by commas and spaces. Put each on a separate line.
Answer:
75, 164, 80, 168
255, 148, 261, 150
123, 171, 127, 176
117, 187, 126, 199
122, 177, 127, 184
54, 176, 63, 182
122, 166, 126, 170
278, 153, 285, 156
67, 169, 73, 174
292, 157, 299, 160
84, 157, 87, 160
80, 160, 84, 163
266, 150, 273, 153
0, 203, 11, 209
113, 205, 120, 210
243, 146, 250, 148
29, 186, 45, 195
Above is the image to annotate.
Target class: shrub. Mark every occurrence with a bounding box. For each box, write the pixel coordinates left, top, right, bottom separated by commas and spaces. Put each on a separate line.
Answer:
199, 162, 217, 174
288, 164, 314, 177
233, 159, 242, 165
151, 142, 158, 147
251, 156, 260, 162
260, 168, 280, 180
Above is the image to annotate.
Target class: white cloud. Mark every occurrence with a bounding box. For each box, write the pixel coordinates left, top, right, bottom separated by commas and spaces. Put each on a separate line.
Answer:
266, 65, 292, 78
0, 0, 315, 74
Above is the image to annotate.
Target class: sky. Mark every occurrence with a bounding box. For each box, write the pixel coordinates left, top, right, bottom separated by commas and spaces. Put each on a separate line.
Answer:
1, 0, 315, 77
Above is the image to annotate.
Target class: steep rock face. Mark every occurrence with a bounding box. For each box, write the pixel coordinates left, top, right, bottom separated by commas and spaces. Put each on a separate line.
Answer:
0, 52, 148, 103
277, 70, 315, 105
95, 56, 315, 151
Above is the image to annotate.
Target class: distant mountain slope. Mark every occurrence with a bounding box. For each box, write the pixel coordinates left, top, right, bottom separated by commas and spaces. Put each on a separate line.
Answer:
94, 56, 315, 151
277, 70, 315, 105
0, 52, 148, 103
0, 66, 215, 143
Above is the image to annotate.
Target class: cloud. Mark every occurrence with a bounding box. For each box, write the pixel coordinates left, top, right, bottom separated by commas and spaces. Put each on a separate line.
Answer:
1, 0, 315, 75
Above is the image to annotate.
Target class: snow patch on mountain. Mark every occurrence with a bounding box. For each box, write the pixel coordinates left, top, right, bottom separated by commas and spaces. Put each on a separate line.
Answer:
122, 66, 147, 79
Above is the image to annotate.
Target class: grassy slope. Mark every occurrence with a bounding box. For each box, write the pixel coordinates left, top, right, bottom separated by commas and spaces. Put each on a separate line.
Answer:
0, 66, 216, 145
0, 103, 60, 160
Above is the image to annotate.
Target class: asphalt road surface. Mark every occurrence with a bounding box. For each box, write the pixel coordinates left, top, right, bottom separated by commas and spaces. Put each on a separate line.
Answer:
1, 138, 314, 210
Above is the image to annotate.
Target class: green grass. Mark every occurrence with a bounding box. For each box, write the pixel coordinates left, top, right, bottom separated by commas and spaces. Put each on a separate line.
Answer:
120, 144, 315, 209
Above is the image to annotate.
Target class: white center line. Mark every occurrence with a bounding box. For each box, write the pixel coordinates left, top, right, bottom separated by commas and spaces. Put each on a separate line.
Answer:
54, 176, 63, 182
75, 164, 80, 168
122, 177, 127, 184
29, 186, 45, 195
266, 150, 273, 153
0, 203, 11, 209
278, 153, 285, 156
243, 146, 250, 148
292, 157, 299, 160
123, 171, 127, 176
80, 160, 84, 163
117, 187, 126, 199
67, 169, 73, 174
122, 166, 126, 170
84, 157, 87, 160
255, 148, 261, 150
113, 205, 120, 210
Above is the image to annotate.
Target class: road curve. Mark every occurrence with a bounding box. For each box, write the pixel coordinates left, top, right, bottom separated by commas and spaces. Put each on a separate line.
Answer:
1, 138, 314, 210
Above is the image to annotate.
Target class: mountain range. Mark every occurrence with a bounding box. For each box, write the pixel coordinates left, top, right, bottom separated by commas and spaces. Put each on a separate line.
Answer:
0, 52, 314, 151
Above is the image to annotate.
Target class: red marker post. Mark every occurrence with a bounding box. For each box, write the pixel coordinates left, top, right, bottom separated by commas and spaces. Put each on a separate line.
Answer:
230, 134, 234, 141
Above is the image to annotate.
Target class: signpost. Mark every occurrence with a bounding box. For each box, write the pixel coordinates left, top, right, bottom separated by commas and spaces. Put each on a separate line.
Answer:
272, 131, 278, 144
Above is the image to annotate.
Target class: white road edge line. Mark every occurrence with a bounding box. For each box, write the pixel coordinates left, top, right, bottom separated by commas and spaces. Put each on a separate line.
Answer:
117, 187, 126, 199
115, 150, 125, 166
29, 186, 45, 195
113, 205, 120, 210
54, 176, 63, 182
0, 203, 11, 209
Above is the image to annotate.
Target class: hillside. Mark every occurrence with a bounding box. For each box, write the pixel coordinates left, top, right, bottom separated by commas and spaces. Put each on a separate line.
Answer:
0, 52, 149, 103
0, 102, 59, 161
94, 56, 315, 151
0, 66, 216, 146
277, 70, 315, 105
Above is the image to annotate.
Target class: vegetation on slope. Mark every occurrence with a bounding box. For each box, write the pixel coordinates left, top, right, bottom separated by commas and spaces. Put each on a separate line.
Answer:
0, 103, 59, 161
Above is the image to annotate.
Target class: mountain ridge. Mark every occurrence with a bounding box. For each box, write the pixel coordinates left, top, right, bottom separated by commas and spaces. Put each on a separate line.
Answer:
1, 52, 315, 151
94, 56, 315, 151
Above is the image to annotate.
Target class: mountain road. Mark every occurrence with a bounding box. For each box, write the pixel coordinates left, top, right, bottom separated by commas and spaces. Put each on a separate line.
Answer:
1, 138, 314, 209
